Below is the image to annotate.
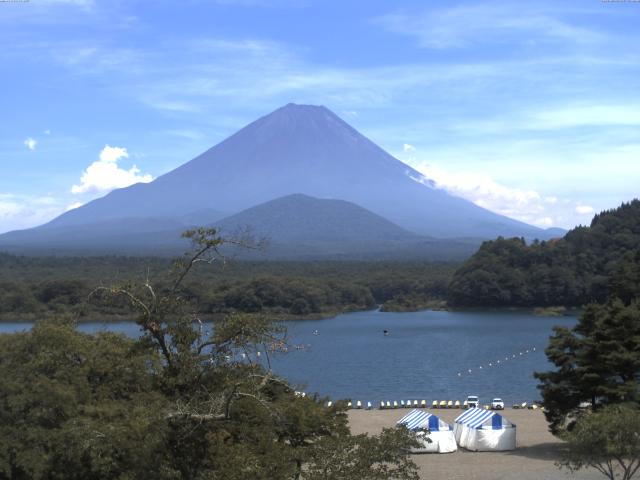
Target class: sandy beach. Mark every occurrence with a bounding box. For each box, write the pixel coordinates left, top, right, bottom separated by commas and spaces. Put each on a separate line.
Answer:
348, 408, 602, 480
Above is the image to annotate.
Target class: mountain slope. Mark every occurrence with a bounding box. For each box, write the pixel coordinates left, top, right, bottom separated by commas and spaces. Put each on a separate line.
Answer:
31, 104, 553, 239
0, 194, 480, 259
216, 193, 419, 245
213, 194, 479, 260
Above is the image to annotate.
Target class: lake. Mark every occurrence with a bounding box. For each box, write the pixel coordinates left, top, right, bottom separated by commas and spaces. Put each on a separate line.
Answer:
0, 309, 576, 405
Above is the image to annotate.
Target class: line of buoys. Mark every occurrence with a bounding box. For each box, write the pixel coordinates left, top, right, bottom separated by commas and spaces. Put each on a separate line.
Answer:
456, 347, 538, 377
328, 399, 541, 410
376, 399, 465, 410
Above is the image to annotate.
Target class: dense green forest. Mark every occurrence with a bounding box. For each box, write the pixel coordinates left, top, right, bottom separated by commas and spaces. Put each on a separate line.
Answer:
0, 230, 420, 479
0, 254, 455, 321
448, 200, 640, 307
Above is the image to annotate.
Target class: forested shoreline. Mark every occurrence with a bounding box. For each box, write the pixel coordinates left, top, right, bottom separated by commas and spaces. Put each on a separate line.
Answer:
2, 200, 639, 321
449, 200, 640, 308
0, 254, 455, 321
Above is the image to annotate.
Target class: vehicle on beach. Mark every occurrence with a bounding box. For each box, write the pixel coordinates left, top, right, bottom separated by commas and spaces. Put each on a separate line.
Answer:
466, 395, 479, 408
491, 398, 505, 410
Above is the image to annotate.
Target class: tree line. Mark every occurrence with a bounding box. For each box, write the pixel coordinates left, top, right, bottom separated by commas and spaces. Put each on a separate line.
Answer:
0, 255, 454, 321
448, 200, 640, 307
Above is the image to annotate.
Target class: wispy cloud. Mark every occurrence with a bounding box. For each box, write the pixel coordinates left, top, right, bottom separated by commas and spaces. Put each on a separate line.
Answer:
373, 3, 605, 50
0, 193, 67, 233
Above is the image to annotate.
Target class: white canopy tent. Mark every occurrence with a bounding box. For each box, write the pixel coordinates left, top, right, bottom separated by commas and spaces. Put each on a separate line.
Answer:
396, 409, 457, 453
454, 408, 516, 451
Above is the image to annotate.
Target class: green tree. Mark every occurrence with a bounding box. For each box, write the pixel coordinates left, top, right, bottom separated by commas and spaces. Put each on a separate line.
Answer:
0, 318, 168, 480
558, 404, 640, 480
0, 228, 420, 479
303, 427, 420, 480
449, 200, 640, 308
535, 299, 640, 434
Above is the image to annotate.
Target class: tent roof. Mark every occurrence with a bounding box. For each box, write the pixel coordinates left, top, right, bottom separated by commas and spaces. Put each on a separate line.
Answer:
454, 407, 484, 423
396, 409, 451, 431
454, 408, 514, 429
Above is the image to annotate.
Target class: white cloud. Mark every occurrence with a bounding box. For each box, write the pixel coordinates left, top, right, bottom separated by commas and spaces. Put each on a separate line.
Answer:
24, 137, 37, 150
403, 143, 416, 153
98, 145, 128, 163
576, 205, 595, 214
409, 161, 552, 226
44, 129, 51, 135
401, 157, 594, 230
66, 201, 83, 211
71, 145, 153, 194
531, 104, 640, 129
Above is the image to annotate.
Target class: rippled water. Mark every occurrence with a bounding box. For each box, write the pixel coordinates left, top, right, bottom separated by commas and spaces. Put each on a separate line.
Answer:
0, 309, 576, 405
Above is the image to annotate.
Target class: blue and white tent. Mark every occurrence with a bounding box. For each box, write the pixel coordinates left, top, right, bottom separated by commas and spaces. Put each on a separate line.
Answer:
397, 409, 457, 453
454, 408, 516, 451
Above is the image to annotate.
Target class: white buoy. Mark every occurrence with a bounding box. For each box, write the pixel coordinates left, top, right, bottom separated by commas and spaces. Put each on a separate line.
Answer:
479, 366, 483, 369
489, 363, 492, 366
457, 372, 462, 376
468, 369, 472, 373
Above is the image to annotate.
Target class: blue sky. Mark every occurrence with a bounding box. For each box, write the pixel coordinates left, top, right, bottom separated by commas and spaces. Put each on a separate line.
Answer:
1, 0, 639, 233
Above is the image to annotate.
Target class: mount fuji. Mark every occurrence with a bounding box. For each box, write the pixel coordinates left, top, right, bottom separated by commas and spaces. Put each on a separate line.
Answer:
0, 103, 561, 257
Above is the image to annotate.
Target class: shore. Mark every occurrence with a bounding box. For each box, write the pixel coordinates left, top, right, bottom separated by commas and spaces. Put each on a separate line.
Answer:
348, 408, 601, 480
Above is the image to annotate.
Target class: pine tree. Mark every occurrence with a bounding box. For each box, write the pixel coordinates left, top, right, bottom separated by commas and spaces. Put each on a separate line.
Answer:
536, 299, 640, 434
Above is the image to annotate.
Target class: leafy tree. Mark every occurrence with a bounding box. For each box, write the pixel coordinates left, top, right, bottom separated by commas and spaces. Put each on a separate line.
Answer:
449, 200, 640, 307
0, 228, 420, 479
303, 427, 420, 480
558, 404, 640, 480
535, 299, 640, 434
0, 318, 168, 480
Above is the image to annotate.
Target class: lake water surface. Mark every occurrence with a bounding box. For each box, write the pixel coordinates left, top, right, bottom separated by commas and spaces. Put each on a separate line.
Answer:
0, 309, 576, 405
